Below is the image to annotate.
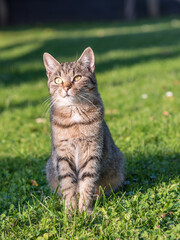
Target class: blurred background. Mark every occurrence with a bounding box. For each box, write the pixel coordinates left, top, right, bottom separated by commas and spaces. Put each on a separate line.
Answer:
1, 0, 180, 26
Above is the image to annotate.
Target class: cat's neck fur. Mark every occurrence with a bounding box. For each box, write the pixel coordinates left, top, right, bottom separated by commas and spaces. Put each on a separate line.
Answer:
50, 94, 104, 129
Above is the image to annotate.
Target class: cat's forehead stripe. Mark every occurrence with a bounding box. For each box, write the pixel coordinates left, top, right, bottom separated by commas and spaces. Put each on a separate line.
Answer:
54, 61, 89, 77
59, 61, 77, 75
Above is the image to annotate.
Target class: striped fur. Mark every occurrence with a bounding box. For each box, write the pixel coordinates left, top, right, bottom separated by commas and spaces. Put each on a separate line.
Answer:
43, 47, 125, 213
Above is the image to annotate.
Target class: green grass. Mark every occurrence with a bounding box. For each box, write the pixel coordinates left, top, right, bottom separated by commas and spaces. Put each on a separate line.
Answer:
0, 17, 180, 239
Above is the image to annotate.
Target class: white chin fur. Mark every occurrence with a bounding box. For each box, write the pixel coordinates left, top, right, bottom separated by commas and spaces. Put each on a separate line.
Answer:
54, 94, 75, 107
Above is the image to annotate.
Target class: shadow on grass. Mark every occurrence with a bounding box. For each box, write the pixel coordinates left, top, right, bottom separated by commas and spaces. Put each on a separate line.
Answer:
0, 97, 49, 114
0, 155, 49, 213
124, 151, 180, 193
1, 19, 180, 86
0, 151, 179, 212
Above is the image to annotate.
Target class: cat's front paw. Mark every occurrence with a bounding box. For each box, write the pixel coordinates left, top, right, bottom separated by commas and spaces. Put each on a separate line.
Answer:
79, 204, 93, 215
64, 197, 77, 213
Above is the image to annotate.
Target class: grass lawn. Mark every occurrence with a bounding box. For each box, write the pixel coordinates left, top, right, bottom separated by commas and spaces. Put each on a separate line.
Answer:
0, 17, 180, 239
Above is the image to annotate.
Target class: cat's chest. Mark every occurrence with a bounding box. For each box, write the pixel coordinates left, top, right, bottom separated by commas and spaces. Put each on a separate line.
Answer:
71, 111, 82, 123
52, 105, 101, 139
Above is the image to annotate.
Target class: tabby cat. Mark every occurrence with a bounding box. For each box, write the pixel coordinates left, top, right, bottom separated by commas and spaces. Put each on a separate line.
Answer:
43, 47, 125, 213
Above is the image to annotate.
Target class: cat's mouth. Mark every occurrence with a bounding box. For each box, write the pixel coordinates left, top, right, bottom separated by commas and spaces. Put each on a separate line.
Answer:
62, 92, 76, 99
63, 93, 71, 98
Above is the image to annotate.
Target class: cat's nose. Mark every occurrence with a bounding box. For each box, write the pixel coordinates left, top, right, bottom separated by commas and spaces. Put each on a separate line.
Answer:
64, 86, 71, 92
63, 82, 71, 92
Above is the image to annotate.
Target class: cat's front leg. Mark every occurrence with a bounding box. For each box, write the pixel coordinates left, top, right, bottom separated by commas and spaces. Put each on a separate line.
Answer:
56, 156, 77, 211
78, 156, 100, 214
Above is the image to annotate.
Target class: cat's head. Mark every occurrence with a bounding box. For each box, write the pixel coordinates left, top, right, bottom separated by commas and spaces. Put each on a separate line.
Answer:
43, 47, 97, 106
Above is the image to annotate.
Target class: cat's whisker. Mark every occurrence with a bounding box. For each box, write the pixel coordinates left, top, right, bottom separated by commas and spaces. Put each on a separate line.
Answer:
43, 98, 55, 118
78, 94, 98, 110
43, 98, 54, 111
41, 97, 51, 106
41, 97, 55, 118
41, 97, 54, 111
41, 97, 51, 110
49, 99, 57, 110
41, 104, 51, 119
42, 102, 51, 114
45, 98, 58, 118
50, 99, 58, 110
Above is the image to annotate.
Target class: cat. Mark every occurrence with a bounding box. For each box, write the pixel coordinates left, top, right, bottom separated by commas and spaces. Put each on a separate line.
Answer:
43, 47, 125, 214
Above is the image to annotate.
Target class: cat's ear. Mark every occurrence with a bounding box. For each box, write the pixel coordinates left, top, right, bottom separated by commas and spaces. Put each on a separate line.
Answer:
43, 53, 60, 77
78, 47, 95, 72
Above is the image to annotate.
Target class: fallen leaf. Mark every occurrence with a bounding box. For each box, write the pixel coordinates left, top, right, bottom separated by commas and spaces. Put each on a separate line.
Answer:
159, 212, 174, 218
35, 118, 46, 123
166, 212, 174, 216
163, 111, 169, 116
173, 80, 180, 86
30, 179, 38, 187
106, 109, 118, 115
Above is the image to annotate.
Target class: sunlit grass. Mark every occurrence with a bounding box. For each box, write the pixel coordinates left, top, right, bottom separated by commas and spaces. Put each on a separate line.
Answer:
0, 18, 180, 239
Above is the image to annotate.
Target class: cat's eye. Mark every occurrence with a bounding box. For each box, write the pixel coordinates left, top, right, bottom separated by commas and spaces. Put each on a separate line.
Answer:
54, 77, 63, 84
73, 75, 82, 82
